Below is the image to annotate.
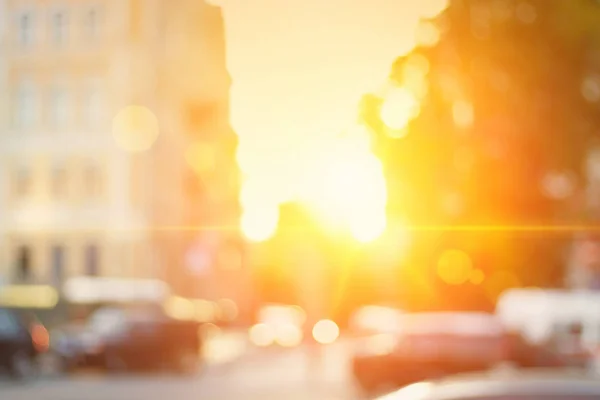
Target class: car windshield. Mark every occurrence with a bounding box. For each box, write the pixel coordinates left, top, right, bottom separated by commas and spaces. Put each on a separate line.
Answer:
401, 313, 504, 336
87, 308, 128, 336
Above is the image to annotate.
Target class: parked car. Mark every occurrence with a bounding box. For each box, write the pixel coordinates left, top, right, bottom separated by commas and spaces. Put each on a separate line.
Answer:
352, 312, 511, 395
0, 307, 49, 379
377, 369, 600, 400
248, 304, 305, 348
349, 305, 404, 336
54, 306, 202, 374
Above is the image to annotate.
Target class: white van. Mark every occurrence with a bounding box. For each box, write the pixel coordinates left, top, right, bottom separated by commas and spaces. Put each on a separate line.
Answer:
496, 289, 600, 368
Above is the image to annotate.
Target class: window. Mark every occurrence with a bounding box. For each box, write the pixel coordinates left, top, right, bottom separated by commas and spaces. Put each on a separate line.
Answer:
14, 81, 36, 129
18, 13, 34, 47
84, 88, 101, 128
16, 245, 31, 282
84, 165, 102, 198
13, 166, 31, 198
49, 86, 69, 128
51, 166, 67, 198
85, 8, 101, 41
85, 244, 99, 276
52, 11, 68, 46
0, 310, 20, 338
51, 245, 65, 286
82, 80, 104, 128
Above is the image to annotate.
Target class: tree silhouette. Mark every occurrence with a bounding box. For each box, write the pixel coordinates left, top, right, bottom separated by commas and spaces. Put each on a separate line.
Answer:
362, 0, 600, 308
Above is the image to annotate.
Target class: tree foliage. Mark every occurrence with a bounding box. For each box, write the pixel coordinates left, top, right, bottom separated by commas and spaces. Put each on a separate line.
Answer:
362, 0, 600, 309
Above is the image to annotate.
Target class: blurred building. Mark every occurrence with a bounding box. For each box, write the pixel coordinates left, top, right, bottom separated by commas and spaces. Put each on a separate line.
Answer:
0, 0, 240, 299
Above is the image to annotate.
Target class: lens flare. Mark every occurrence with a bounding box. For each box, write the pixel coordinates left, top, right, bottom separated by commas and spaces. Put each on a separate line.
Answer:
249, 323, 275, 347
312, 319, 340, 344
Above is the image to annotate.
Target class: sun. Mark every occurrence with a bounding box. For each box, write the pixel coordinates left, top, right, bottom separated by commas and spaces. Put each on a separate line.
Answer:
307, 135, 388, 242
238, 128, 388, 243
240, 205, 279, 242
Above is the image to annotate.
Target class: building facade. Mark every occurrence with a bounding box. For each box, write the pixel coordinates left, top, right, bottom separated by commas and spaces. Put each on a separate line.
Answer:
0, 0, 238, 296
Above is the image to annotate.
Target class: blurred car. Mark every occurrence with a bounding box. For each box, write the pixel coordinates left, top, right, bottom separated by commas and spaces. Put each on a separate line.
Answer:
497, 288, 599, 368
0, 308, 49, 379
352, 312, 511, 394
377, 369, 600, 400
548, 322, 594, 368
248, 304, 305, 348
53, 307, 128, 371
54, 306, 202, 374
349, 305, 404, 336
504, 329, 568, 369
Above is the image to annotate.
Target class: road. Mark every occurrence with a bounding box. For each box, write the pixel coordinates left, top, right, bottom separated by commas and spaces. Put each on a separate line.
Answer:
0, 341, 364, 400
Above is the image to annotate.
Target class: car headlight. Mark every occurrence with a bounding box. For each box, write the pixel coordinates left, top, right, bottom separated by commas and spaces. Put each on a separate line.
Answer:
249, 323, 276, 347
275, 324, 303, 347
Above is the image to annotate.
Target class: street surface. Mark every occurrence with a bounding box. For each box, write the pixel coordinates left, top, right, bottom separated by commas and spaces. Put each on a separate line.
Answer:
0, 339, 362, 400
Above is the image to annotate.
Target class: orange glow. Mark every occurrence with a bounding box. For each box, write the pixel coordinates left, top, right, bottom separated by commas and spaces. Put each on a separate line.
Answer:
452, 100, 475, 128
437, 249, 473, 285
485, 270, 521, 300
185, 142, 216, 175
403, 55, 430, 99
416, 21, 441, 47
312, 319, 340, 344
469, 269, 485, 285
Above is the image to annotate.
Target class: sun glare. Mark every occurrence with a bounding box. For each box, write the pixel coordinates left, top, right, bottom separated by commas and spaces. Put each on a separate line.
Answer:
222, 1, 449, 243
380, 86, 420, 132
241, 205, 279, 242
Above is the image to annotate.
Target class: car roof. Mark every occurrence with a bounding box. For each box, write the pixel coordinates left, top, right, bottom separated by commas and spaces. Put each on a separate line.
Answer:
398, 312, 504, 336
389, 370, 600, 400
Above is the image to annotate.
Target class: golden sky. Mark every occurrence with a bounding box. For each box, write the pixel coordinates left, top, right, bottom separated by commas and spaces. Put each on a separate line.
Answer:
211, 0, 448, 241
216, 0, 436, 142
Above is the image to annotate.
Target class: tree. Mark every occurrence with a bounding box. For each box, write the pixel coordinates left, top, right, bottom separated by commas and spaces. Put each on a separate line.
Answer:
361, 0, 600, 309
